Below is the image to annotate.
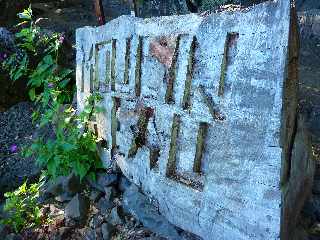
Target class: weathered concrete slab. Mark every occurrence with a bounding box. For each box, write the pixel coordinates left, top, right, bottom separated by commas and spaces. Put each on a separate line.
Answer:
76, 1, 298, 239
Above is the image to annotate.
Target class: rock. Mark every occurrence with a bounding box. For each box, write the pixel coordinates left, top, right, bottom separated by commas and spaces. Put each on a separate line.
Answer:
43, 173, 81, 201
104, 186, 116, 202
101, 223, 115, 240
89, 214, 104, 229
55, 193, 73, 203
143, 237, 164, 240
282, 110, 317, 239
65, 173, 82, 195
97, 173, 118, 188
84, 228, 97, 240
57, 227, 72, 239
88, 172, 118, 193
309, 222, 320, 235
96, 197, 114, 215
44, 176, 65, 197
123, 185, 180, 240
95, 227, 103, 239
65, 193, 90, 224
65, 218, 77, 228
89, 190, 103, 202
179, 230, 203, 240
124, 215, 137, 229
107, 207, 123, 226
118, 175, 131, 192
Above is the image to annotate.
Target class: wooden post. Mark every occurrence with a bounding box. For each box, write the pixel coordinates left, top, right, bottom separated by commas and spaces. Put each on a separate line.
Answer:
133, 0, 139, 17
93, 0, 106, 25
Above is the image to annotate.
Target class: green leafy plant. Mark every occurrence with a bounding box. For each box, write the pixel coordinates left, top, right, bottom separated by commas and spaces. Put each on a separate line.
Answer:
2, 6, 102, 178
2, 5, 73, 109
26, 94, 104, 181
0, 178, 45, 233
4, 6, 103, 182
1, 6, 105, 235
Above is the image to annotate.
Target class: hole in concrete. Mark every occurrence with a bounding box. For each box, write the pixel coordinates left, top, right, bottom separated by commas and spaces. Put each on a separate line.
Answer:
128, 107, 154, 158
123, 36, 132, 84
111, 39, 117, 91
182, 36, 197, 110
150, 147, 160, 170
135, 36, 143, 97
218, 32, 239, 96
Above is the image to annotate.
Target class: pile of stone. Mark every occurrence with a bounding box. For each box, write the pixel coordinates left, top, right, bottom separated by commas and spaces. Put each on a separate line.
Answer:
0, 170, 200, 240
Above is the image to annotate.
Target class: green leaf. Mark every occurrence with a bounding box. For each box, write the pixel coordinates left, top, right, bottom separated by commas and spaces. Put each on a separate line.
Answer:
1, 176, 44, 233
73, 160, 89, 181
17, 11, 31, 20
58, 78, 70, 88
29, 88, 36, 101
62, 142, 76, 151
87, 172, 96, 182
43, 55, 53, 65
47, 158, 57, 178
58, 68, 73, 79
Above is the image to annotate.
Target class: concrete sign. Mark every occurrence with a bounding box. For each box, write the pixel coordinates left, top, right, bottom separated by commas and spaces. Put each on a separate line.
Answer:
76, 1, 297, 239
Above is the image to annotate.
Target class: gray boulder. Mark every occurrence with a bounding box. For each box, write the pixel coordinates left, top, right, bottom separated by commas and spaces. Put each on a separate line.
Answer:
122, 185, 181, 240
44, 176, 64, 197
118, 175, 131, 192
97, 172, 118, 187
89, 189, 103, 202
101, 223, 115, 240
107, 207, 123, 226
65, 173, 82, 194
42, 173, 82, 202
88, 172, 118, 193
96, 197, 115, 215
65, 193, 90, 224
89, 214, 104, 229
84, 228, 97, 240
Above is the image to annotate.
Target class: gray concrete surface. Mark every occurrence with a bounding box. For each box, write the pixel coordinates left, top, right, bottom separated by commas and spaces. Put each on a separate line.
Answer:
76, 1, 300, 239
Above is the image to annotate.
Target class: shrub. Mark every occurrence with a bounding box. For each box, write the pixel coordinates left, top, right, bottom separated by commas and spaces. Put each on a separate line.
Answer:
26, 94, 105, 181
4, 6, 104, 181
2, 5, 73, 111
0, 178, 44, 233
